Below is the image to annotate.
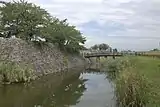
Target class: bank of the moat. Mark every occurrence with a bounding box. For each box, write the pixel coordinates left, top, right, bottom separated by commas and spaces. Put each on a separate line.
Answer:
0, 38, 87, 83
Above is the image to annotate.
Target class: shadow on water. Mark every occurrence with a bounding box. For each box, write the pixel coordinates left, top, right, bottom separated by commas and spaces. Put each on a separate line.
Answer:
0, 67, 116, 107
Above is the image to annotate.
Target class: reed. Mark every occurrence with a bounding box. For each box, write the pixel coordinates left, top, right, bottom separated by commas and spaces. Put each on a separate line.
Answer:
0, 62, 36, 84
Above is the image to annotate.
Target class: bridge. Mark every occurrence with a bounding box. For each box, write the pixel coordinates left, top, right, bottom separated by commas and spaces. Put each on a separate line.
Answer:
81, 51, 123, 68
81, 50, 123, 58
84, 52, 123, 58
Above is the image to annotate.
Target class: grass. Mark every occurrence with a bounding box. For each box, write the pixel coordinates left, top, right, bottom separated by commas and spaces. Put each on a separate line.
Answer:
116, 66, 149, 107
138, 51, 160, 57
103, 56, 160, 107
130, 57, 160, 106
0, 62, 36, 84
145, 51, 160, 55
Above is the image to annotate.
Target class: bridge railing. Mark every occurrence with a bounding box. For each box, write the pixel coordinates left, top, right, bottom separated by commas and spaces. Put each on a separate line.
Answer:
82, 52, 123, 57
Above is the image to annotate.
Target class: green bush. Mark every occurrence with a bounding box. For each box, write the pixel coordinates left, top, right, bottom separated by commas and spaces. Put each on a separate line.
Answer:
0, 62, 36, 84
106, 58, 131, 73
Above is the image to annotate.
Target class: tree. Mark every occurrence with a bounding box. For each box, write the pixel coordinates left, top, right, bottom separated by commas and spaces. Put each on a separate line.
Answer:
91, 44, 98, 50
81, 46, 88, 50
99, 43, 109, 50
113, 48, 118, 53
0, 0, 86, 53
0, 0, 51, 40
90, 43, 110, 50
152, 48, 159, 51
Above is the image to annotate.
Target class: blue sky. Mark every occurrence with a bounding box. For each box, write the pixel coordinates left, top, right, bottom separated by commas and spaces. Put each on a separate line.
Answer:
5, 0, 160, 51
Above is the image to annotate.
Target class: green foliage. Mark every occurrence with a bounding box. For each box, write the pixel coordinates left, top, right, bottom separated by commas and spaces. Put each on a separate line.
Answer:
63, 56, 68, 67
129, 57, 160, 106
0, 0, 86, 53
91, 44, 98, 50
151, 48, 159, 51
0, 62, 36, 83
103, 58, 130, 80
80, 45, 88, 50
91, 43, 110, 50
106, 58, 130, 73
99, 43, 109, 50
103, 57, 151, 106
0, 0, 50, 39
116, 68, 149, 107
113, 48, 118, 53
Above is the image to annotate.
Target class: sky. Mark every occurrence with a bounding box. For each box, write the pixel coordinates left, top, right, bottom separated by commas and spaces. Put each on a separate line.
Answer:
4, 0, 160, 51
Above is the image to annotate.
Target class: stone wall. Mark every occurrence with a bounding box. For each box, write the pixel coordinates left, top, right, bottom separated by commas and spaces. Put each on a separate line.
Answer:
0, 38, 86, 76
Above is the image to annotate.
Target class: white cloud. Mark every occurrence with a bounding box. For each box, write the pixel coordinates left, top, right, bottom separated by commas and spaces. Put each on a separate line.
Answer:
51, 0, 103, 3
3, 0, 160, 50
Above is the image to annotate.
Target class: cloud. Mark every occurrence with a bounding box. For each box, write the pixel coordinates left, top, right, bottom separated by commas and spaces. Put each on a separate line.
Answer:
3, 0, 160, 50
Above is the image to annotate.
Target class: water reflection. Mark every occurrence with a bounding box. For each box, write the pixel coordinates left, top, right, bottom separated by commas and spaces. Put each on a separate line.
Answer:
0, 68, 116, 107
0, 69, 86, 107
72, 71, 116, 107
50, 73, 87, 107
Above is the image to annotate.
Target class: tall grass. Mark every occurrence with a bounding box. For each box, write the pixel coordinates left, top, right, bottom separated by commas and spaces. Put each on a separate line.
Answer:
0, 62, 36, 84
116, 67, 149, 107
104, 58, 130, 80
105, 57, 150, 107
106, 58, 130, 73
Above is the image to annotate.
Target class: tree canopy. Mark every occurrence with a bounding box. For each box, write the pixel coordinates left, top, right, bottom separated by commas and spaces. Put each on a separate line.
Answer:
151, 48, 159, 51
113, 48, 118, 53
0, 0, 86, 53
91, 43, 110, 50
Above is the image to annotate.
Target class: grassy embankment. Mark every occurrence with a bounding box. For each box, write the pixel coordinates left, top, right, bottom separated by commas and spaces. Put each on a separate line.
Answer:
102, 56, 160, 107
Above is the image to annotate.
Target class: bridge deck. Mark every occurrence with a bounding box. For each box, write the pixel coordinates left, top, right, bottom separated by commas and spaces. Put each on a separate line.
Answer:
84, 53, 123, 58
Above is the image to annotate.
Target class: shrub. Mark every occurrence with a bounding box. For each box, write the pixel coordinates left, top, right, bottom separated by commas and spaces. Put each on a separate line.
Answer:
106, 58, 130, 73
0, 62, 36, 84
